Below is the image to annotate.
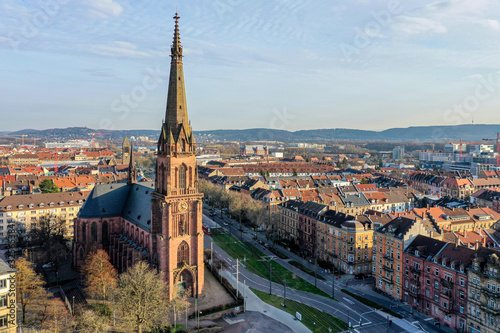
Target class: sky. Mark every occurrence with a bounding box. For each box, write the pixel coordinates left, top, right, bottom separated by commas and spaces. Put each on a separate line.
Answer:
2, 0, 500, 132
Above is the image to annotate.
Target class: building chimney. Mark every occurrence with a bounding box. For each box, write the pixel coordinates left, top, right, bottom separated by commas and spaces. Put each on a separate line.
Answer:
483, 235, 487, 247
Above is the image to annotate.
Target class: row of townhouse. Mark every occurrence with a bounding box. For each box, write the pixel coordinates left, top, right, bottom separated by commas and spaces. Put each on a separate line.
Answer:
472, 189, 500, 213
408, 172, 500, 200
278, 200, 379, 275
412, 206, 500, 232
0, 173, 128, 197
376, 232, 500, 333
0, 191, 88, 245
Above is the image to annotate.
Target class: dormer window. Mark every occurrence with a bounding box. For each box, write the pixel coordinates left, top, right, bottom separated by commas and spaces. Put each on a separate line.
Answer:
6, 206, 11, 210
29, 204, 34, 208
18, 205, 23, 209
39, 203, 44, 207
69, 201, 74, 205
59, 201, 64, 206
49, 202, 54, 207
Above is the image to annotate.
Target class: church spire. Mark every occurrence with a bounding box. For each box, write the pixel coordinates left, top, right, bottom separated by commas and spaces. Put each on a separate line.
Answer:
171, 13, 182, 61
164, 12, 192, 142
127, 143, 137, 185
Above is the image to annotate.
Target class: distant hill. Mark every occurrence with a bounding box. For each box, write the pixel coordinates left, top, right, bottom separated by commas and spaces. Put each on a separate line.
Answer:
7, 124, 500, 142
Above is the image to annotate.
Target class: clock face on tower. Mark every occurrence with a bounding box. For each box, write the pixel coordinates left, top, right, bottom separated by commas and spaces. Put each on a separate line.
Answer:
179, 201, 188, 212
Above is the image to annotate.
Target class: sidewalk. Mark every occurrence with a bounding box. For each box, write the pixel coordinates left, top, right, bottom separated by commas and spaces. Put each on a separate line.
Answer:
223, 269, 311, 333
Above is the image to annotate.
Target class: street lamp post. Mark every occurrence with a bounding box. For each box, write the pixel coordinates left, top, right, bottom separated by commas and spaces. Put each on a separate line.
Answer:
283, 280, 287, 307
72, 296, 75, 316
331, 273, 335, 298
269, 260, 272, 294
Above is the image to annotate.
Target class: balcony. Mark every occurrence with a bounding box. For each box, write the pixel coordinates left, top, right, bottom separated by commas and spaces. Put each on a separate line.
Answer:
381, 275, 394, 284
441, 288, 452, 298
410, 266, 421, 274
441, 278, 453, 289
383, 255, 394, 261
442, 303, 454, 314
383, 265, 394, 272
482, 287, 500, 297
408, 287, 421, 296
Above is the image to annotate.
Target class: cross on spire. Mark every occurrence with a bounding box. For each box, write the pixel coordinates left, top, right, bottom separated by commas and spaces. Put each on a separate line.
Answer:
171, 12, 182, 61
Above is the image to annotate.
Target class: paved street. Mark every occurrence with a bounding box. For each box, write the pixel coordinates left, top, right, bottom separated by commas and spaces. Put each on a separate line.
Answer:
203, 211, 421, 333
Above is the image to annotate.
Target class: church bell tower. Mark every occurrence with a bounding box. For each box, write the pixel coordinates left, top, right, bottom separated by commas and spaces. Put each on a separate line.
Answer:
151, 13, 204, 299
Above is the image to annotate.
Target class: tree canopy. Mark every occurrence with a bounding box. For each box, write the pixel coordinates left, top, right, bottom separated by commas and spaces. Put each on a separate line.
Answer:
83, 250, 118, 301
39, 179, 60, 193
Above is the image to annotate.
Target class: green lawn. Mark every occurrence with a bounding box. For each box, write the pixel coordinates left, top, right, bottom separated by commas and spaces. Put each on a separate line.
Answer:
251, 288, 348, 333
211, 230, 330, 298
341, 289, 403, 318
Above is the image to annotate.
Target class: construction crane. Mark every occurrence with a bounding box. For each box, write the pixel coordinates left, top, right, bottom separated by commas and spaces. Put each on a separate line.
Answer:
6, 134, 28, 145
88, 133, 111, 149
482, 132, 500, 167
460, 138, 463, 162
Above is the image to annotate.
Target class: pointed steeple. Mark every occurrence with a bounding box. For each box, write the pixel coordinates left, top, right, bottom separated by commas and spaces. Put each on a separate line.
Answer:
127, 143, 137, 185
164, 12, 192, 143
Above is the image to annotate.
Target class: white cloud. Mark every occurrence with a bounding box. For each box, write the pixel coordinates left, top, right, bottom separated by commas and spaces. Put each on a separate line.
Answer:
87, 41, 150, 58
477, 19, 500, 31
87, 0, 123, 18
391, 16, 447, 35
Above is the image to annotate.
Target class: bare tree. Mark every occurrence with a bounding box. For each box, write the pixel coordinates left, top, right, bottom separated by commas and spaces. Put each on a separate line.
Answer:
77, 309, 109, 333
14, 258, 47, 324
115, 261, 170, 333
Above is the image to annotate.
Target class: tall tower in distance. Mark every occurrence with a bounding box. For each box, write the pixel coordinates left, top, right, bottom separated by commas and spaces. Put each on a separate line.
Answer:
122, 136, 131, 165
151, 13, 204, 299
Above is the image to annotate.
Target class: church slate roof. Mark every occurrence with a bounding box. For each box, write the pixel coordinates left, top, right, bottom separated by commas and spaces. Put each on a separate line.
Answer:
78, 182, 155, 231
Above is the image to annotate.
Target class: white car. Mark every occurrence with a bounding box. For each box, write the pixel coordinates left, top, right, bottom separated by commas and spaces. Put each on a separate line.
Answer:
42, 262, 54, 268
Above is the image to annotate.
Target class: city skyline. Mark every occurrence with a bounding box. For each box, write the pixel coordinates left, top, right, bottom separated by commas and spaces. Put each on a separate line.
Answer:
2, 0, 500, 132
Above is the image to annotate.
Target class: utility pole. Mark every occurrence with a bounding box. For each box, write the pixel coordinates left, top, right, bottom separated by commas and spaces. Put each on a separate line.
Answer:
236, 258, 239, 297
244, 280, 247, 312
258, 256, 276, 295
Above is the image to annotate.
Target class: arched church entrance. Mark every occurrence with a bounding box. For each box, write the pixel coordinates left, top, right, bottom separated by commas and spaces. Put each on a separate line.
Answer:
176, 268, 194, 297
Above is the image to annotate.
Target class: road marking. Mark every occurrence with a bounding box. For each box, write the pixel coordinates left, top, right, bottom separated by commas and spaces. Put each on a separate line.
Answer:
412, 321, 419, 324
342, 297, 355, 305
361, 310, 376, 315
424, 318, 434, 321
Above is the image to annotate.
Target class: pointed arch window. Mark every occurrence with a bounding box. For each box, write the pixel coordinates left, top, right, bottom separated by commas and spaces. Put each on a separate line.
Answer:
179, 164, 187, 189
180, 139, 186, 152
177, 241, 189, 267
91, 222, 98, 242
102, 221, 109, 245
82, 223, 87, 243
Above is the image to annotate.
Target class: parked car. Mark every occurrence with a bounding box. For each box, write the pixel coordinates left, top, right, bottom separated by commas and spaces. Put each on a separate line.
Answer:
42, 262, 54, 269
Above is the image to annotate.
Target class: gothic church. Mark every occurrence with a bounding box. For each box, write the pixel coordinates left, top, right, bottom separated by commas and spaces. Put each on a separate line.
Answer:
72, 14, 204, 299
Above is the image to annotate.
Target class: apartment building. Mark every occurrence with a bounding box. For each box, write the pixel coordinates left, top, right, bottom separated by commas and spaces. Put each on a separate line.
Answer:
403, 236, 474, 331
0, 259, 16, 333
468, 249, 500, 333
297, 202, 328, 257
373, 217, 441, 300
277, 200, 303, 244
0, 192, 87, 246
